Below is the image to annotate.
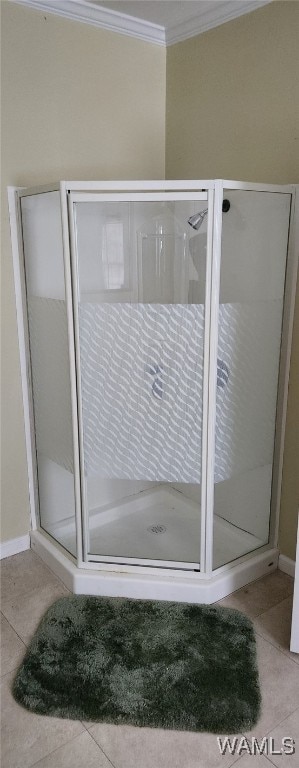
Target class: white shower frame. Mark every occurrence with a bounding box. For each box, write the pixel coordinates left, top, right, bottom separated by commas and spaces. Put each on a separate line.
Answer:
8, 179, 298, 603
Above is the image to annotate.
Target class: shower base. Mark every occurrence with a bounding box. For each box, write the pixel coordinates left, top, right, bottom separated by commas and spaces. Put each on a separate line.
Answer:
31, 522, 278, 604
48, 486, 265, 570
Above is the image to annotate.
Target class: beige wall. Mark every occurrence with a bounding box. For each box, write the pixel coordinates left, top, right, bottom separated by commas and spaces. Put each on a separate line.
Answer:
166, 1, 299, 560
1, 2, 166, 542
166, 2, 299, 183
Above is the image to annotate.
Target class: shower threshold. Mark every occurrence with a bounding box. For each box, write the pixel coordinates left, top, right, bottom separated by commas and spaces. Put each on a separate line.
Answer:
48, 486, 265, 570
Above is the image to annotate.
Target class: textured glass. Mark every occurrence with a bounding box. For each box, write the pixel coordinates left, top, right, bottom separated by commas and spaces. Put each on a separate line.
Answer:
80, 303, 204, 483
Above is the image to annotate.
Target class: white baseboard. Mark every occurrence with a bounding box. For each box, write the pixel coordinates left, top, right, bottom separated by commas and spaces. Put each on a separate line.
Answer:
0, 534, 30, 560
278, 553, 295, 578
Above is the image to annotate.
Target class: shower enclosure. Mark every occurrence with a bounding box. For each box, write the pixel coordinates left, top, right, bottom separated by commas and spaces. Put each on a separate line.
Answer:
9, 180, 297, 602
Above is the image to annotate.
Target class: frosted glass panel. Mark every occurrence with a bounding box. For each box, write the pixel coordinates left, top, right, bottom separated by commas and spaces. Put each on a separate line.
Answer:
74, 200, 207, 565
80, 303, 204, 482
21, 192, 77, 557
213, 190, 291, 569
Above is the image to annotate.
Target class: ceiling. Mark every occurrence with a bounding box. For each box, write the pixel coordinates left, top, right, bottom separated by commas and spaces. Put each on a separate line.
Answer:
14, 0, 272, 45
90, 1, 236, 27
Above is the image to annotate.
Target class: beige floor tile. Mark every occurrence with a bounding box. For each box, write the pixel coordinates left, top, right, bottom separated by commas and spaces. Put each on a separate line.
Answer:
0, 550, 63, 602
0, 613, 26, 676
266, 708, 299, 767
1, 581, 70, 644
29, 730, 113, 768
254, 597, 299, 665
88, 723, 241, 768
0, 671, 84, 768
216, 571, 294, 619
244, 636, 299, 740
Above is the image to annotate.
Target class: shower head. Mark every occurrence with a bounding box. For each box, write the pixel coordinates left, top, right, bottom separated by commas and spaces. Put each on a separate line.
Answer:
188, 209, 208, 230
188, 199, 231, 230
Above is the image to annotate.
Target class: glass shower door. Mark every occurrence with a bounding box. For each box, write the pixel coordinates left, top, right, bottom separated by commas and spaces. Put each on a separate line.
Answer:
71, 194, 210, 568
213, 189, 291, 569
20, 191, 77, 557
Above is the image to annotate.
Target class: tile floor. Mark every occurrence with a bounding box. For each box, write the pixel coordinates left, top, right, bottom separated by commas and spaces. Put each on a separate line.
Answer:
1, 550, 298, 768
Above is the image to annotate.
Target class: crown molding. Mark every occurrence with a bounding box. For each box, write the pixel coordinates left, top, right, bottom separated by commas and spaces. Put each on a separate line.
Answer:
12, 0, 272, 47
12, 0, 166, 45
165, 1, 272, 45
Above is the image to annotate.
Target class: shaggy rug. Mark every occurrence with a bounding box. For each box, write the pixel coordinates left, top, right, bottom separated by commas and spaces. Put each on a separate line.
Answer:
13, 596, 261, 732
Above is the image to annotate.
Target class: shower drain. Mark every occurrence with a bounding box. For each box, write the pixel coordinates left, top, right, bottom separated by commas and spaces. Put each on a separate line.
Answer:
147, 524, 167, 535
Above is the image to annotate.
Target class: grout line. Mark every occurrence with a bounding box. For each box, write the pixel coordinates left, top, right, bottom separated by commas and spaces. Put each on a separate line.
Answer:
87, 727, 117, 768
29, 729, 87, 768
253, 593, 293, 618
1, 582, 71, 647
261, 757, 277, 767
216, 577, 294, 615
254, 629, 299, 667
1, 579, 71, 610
274, 646, 299, 666
263, 704, 299, 738
0, 549, 71, 601
240, 703, 299, 750
255, 708, 299, 766
221, 751, 284, 768
225, 755, 240, 767
0, 665, 24, 681
226, 750, 246, 767
0, 609, 28, 648
29, 548, 74, 591
3, 578, 71, 601
251, 593, 293, 621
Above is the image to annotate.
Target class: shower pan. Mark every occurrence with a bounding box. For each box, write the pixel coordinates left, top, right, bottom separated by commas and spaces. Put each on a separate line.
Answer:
9, 180, 297, 602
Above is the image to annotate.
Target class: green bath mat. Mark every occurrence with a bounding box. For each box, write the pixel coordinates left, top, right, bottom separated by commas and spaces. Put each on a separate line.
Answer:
13, 596, 261, 733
